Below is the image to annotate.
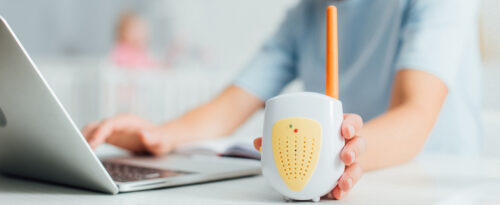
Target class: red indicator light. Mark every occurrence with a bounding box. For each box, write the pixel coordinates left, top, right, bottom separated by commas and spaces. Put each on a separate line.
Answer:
294, 129, 298, 133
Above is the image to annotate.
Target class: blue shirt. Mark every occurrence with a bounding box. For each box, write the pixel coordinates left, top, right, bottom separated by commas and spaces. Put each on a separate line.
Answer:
234, 0, 482, 155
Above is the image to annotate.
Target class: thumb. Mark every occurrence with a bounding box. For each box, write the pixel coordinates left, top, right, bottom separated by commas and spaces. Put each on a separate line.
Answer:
140, 130, 160, 150
253, 137, 262, 152
140, 129, 172, 156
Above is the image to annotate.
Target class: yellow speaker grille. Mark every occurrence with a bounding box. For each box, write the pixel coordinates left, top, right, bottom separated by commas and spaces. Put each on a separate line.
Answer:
272, 117, 322, 191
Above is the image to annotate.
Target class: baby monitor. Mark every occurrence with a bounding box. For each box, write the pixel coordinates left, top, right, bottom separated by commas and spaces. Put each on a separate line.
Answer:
261, 6, 343, 202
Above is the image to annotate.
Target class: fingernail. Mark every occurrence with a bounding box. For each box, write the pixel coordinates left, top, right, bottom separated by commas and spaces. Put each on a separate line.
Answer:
349, 151, 356, 164
348, 125, 355, 138
346, 177, 353, 189
142, 131, 152, 142
338, 190, 346, 199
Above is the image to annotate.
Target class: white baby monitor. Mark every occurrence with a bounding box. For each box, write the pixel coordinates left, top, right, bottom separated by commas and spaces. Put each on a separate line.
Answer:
261, 6, 343, 202
262, 93, 344, 202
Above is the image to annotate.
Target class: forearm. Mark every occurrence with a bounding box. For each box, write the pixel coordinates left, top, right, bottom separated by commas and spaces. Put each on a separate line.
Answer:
357, 69, 448, 171
358, 103, 438, 171
159, 85, 264, 146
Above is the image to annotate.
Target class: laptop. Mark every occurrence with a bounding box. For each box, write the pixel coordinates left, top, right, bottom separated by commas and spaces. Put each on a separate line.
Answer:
0, 16, 261, 194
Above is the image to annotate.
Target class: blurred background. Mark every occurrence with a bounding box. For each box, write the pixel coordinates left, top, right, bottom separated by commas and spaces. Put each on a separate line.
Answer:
0, 0, 499, 155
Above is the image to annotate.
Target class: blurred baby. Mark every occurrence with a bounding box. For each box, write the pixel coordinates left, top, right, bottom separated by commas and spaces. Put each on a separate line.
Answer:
111, 12, 158, 68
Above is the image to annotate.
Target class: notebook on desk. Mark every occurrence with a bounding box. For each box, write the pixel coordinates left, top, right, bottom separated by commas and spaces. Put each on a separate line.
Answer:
175, 137, 262, 160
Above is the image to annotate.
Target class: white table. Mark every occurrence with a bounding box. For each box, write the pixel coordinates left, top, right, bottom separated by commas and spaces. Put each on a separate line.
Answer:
1, 154, 500, 205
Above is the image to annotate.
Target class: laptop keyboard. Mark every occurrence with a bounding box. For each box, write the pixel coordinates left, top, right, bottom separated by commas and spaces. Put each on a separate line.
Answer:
102, 161, 189, 182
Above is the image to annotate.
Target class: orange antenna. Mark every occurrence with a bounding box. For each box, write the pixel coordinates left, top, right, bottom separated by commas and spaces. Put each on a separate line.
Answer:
326, 6, 339, 99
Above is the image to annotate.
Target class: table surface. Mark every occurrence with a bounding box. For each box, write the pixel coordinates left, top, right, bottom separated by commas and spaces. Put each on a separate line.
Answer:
1, 154, 500, 205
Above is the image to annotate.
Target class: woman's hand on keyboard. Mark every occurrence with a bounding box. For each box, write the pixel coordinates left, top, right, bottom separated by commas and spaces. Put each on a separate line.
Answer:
82, 114, 175, 155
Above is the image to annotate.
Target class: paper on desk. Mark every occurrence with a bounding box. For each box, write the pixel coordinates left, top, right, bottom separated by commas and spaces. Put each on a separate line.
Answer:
174, 136, 261, 160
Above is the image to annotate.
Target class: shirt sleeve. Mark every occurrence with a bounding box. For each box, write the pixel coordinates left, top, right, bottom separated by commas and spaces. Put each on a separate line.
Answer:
233, 1, 307, 101
395, 0, 478, 88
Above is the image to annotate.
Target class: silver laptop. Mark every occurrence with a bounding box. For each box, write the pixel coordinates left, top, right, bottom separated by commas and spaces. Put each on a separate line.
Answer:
0, 16, 260, 194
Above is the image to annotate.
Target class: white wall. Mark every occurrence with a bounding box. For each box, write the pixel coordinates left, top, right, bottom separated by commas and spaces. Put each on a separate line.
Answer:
480, 0, 500, 62
0, 0, 298, 68
161, 0, 299, 71
479, 0, 500, 156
